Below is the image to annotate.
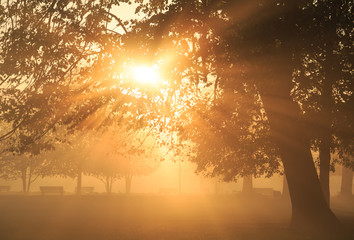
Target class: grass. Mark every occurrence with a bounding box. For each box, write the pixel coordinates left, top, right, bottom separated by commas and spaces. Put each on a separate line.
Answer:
0, 194, 352, 240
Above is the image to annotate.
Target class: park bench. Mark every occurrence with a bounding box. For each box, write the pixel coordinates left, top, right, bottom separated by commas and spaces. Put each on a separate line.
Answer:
76, 186, 95, 194
159, 188, 177, 194
253, 188, 281, 198
40, 186, 64, 195
253, 187, 274, 196
0, 186, 10, 193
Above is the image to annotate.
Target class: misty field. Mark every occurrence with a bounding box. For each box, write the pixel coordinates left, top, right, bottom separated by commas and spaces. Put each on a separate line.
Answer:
0, 194, 353, 240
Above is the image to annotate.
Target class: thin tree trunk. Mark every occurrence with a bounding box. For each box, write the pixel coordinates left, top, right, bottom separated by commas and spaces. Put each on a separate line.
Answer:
21, 169, 27, 193
77, 168, 82, 195
340, 166, 353, 197
27, 174, 31, 193
242, 175, 253, 194
105, 176, 109, 193
27, 166, 32, 193
109, 177, 113, 193
125, 175, 132, 194
105, 175, 112, 194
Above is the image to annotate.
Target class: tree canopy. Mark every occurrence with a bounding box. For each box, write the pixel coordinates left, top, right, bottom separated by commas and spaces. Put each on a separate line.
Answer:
0, 0, 353, 237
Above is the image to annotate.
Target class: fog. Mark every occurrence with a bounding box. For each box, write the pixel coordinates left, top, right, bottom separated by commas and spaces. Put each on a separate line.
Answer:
1, 0, 353, 239
0, 159, 350, 196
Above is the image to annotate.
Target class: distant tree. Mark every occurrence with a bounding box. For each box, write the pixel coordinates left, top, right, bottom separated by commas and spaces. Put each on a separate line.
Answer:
0, 154, 40, 193
109, 126, 159, 194
340, 165, 353, 197
122, 153, 159, 194
45, 129, 96, 194
242, 175, 253, 195
87, 130, 124, 194
0, 132, 54, 192
81, 124, 160, 194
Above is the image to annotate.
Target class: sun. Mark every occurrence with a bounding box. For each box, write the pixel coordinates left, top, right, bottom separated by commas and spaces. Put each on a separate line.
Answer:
131, 65, 161, 86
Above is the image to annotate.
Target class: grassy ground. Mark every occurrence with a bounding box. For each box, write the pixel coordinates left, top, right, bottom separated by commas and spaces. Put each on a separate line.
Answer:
0, 194, 353, 240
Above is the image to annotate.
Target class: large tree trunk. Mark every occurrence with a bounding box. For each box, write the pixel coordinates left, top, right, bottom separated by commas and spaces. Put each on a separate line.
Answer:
258, 56, 340, 234
282, 174, 290, 199
340, 166, 353, 197
319, 136, 331, 205
262, 91, 340, 232
318, 36, 336, 206
242, 175, 253, 194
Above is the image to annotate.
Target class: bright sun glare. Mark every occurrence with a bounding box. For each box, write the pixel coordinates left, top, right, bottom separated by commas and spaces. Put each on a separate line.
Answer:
132, 65, 161, 85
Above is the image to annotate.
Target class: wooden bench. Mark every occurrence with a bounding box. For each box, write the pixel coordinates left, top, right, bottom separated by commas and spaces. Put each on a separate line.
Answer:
76, 187, 95, 194
253, 187, 274, 196
40, 186, 64, 195
0, 186, 10, 193
253, 188, 281, 198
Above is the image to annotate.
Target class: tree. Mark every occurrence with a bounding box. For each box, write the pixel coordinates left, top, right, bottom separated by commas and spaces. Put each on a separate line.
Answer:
0, 131, 54, 192
45, 128, 98, 194
242, 175, 253, 194
128, 0, 282, 186
131, 0, 351, 235
282, 174, 290, 199
0, 0, 351, 237
291, 0, 354, 205
340, 165, 353, 197
80, 123, 160, 194
0, 0, 132, 142
116, 127, 160, 194
0, 154, 41, 193
227, 1, 341, 232
0, 0, 160, 194
86, 129, 124, 194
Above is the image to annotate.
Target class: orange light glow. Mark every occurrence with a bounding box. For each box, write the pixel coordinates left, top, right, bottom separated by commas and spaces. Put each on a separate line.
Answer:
131, 65, 161, 86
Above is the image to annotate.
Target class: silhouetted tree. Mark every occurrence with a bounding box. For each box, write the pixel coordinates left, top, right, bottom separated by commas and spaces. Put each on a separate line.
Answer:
87, 125, 159, 194
242, 175, 253, 194
0, 131, 54, 192
0, 1, 352, 237
0, 0, 131, 141
282, 174, 290, 199
291, 0, 353, 205
49, 129, 95, 194
131, 0, 352, 235
0, 1, 161, 194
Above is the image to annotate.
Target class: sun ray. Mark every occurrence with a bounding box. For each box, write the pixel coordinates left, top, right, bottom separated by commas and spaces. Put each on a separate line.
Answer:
131, 65, 161, 86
